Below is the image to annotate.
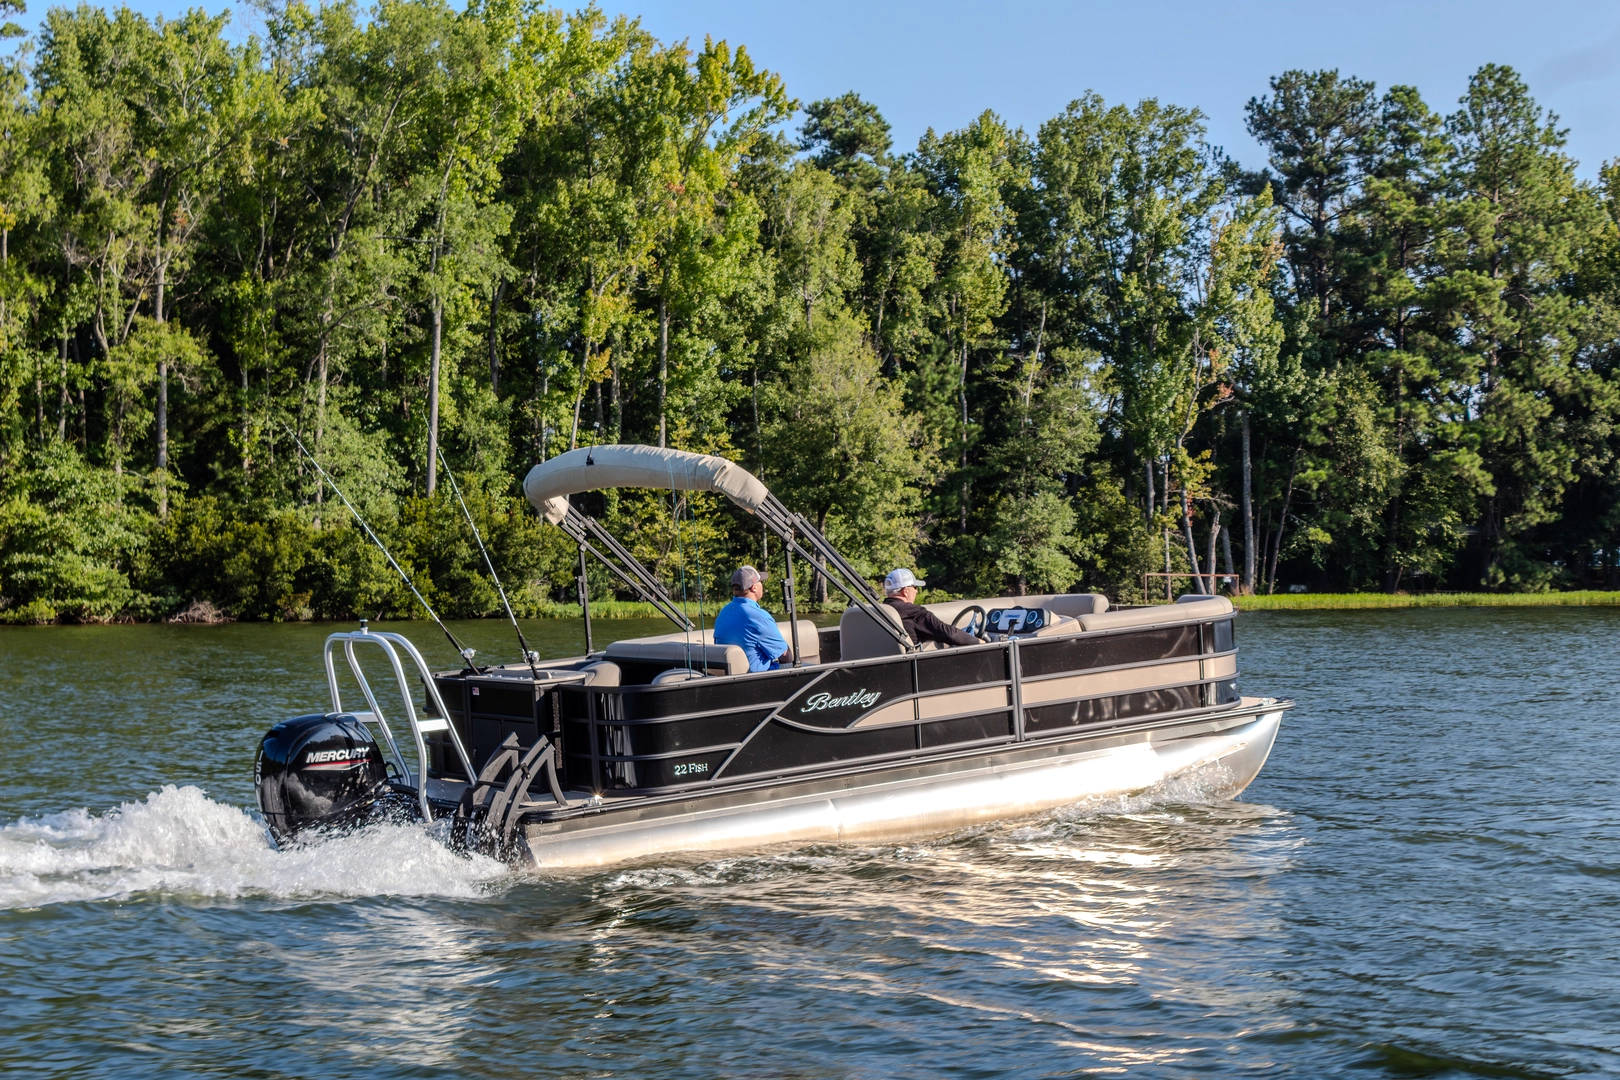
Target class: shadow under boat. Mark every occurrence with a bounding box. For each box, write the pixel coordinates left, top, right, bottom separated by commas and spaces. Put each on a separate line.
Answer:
258, 444, 1292, 868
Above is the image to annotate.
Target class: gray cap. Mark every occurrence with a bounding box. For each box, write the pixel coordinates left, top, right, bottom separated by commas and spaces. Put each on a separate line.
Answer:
883, 568, 925, 593
730, 565, 768, 593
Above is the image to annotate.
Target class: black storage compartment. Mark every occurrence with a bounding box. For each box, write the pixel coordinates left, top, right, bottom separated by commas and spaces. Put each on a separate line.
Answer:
434, 674, 546, 775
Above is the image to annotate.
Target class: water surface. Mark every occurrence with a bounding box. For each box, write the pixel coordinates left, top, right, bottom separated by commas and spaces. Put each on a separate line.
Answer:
1, 610, 1616, 1077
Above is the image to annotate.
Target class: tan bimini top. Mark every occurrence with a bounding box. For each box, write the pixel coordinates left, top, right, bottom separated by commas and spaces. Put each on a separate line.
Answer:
522, 445, 771, 524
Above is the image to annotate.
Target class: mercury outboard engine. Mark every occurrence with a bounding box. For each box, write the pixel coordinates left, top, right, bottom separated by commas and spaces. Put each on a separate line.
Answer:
255, 713, 399, 842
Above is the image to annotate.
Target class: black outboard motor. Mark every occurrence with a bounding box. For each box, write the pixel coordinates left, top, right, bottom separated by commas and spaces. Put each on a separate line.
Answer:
255, 713, 396, 842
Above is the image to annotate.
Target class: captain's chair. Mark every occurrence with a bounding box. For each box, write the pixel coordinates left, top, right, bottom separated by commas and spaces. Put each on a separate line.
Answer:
839, 604, 914, 661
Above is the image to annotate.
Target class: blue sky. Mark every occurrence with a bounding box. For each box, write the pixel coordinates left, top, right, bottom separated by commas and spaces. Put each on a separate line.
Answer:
60, 0, 1620, 178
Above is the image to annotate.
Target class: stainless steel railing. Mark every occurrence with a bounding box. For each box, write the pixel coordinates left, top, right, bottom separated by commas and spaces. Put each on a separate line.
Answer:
323, 626, 477, 821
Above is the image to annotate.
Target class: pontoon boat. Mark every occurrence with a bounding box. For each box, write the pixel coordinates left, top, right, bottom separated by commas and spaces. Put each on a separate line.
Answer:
254, 446, 1291, 868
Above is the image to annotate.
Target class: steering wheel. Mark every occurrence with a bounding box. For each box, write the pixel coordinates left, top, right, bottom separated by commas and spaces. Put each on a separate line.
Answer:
952, 605, 986, 640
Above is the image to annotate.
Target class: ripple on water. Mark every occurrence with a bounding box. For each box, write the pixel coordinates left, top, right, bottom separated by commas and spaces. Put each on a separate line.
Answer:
2, 611, 1620, 1078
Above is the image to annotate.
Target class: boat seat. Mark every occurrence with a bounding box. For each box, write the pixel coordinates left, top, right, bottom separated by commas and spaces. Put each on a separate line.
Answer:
840, 604, 914, 661
650, 667, 703, 685
1029, 613, 1081, 637
604, 639, 750, 676
1076, 595, 1233, 632
923, 592, 1109, 624
580, 661, 621, 687
778, 619, 820, 664
604, 618, 819, 668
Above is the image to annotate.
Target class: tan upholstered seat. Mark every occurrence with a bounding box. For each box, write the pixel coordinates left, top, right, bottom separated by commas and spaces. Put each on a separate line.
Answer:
776, 620, 821, 664
579, 660, 621, 686
1076, 595, 1233, 632
650, 667, 703, 685
923, 593, 1110, 624
603, 614, 818, 672
839, 604, 913, 661
1029, 613, 1082, 637
604, 639, 750, 676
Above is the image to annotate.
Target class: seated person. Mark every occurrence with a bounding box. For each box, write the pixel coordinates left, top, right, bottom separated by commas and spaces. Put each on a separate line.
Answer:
713, 565, 792, 672
881, 569, 980, 648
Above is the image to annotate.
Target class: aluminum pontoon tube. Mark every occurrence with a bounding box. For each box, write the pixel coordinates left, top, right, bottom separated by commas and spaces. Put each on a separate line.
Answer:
517, 703, 1285, 869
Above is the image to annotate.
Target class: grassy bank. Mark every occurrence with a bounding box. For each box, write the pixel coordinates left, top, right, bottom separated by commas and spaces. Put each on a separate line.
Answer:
1231, 591, 1620, 610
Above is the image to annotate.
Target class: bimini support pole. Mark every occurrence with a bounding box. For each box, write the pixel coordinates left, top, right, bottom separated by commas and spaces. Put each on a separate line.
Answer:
577, 546, 594, 654
552, 504, 695, 632
520, 445, 895, 647
756, 494, 913, 652
783, 546, 802, 667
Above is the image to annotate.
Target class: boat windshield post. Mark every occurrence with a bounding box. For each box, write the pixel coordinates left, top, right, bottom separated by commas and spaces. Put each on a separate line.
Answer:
783, 545, 802, 667
577, 546, 594, 654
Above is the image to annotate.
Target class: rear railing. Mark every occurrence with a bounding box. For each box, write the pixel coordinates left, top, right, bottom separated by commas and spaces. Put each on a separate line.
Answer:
323, 626, 477, 821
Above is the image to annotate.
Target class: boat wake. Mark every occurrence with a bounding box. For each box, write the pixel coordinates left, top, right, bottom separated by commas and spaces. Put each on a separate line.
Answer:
0, 785, 510, 910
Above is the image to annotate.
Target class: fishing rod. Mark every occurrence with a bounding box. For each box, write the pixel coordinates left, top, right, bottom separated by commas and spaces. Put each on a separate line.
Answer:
285, 426, 476, 668
436, 447, 541, 679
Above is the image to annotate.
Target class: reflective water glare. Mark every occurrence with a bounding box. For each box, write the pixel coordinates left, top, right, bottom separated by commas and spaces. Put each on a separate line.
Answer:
1, 609, 1617, 1077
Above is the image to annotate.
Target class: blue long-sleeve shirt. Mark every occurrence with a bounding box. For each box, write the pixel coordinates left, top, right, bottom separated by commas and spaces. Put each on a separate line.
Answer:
712, 597, 789, 672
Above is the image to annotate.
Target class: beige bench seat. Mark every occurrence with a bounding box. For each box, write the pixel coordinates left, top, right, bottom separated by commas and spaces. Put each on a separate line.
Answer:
838, 592, 1231, 661
602, 617, 821, 678
1074, 594, 1232, 631
923, 593, 1110, 623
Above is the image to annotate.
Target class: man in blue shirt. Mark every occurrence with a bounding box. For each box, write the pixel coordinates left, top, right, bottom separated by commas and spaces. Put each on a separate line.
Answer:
713, 565, 791, 672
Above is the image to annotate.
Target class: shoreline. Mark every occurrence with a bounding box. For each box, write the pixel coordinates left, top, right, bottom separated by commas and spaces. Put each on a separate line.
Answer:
1229, 591, 1620, 610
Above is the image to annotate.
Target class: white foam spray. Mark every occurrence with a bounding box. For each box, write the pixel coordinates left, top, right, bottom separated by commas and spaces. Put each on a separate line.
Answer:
0, 785, 511, 909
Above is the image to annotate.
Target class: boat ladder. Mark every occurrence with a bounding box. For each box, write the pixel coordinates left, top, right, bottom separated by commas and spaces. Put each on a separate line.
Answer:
322, 625, 477, 823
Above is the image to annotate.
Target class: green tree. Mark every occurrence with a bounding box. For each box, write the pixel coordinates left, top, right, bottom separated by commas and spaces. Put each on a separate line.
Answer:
1439, 65, 1604, 587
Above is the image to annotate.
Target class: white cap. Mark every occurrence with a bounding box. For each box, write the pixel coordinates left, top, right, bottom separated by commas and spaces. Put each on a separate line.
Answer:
883, 568, 925, 594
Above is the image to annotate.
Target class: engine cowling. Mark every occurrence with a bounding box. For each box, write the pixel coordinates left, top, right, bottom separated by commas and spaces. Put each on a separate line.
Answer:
255, 713, 389, 842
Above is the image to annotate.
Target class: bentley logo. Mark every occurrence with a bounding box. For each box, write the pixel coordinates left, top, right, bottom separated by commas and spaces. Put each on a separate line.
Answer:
800, 689, 880, 713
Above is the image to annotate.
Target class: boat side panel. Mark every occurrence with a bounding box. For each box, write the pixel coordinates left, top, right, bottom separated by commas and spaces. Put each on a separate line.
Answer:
1025, 686, 1205, 733
1018, 623, 1205, 677
718, 719, 924, 777
433, 674, 546, 777
774, 657, 921, 729
915, 649, 1004, 691
920, 712, 1016, 748
597, 746, 737, 790
552, 615, 1239, 797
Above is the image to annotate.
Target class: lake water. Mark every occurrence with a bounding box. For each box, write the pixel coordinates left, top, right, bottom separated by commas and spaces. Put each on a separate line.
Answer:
1, 609, 1616, 1078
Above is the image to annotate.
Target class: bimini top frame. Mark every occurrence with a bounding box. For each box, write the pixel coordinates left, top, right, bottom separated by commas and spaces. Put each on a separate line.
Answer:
522, 445, 913, 659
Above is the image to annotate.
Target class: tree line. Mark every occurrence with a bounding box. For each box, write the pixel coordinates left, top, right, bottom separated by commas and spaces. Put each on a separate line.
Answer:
2, 0, 1618, 624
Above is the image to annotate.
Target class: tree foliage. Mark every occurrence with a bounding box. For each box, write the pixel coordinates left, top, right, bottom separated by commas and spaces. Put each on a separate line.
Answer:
2, 4, 1618, 623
